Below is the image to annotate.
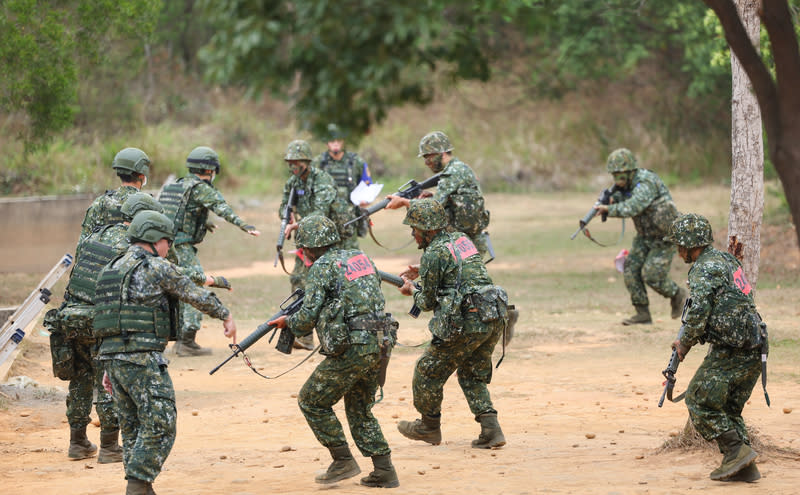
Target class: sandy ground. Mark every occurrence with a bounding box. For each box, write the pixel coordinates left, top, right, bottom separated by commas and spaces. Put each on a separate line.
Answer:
2, 188, 799, 494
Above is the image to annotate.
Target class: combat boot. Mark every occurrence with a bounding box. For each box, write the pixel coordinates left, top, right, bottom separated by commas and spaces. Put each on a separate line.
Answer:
315, 444, 361, 484
725, 462, 761, 482
397, 414, 441, 445
293, 333, 315, 351
622, 305, 652, 325
68, 426, 97, 459
126, 478, 155, 495
471, 412, 506, 449
710, 430, 758, 481
670, 288, 688, 319
97, 428, 123, 463
360, 453, 399, 488
174, 329, 212, 356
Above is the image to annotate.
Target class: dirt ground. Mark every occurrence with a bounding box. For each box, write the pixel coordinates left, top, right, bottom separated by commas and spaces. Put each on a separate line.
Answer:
1, 189, 799, 495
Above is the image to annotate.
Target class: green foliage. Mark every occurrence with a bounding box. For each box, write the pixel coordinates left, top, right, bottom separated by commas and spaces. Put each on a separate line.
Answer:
199, 0, 495, 143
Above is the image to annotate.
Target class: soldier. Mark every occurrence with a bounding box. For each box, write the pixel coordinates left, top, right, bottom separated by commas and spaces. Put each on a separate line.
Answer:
385, 131, 492, 261
594, 148, 687, 325
93, 211, 237, 495
393, 199, 509, 449
278, 139, 338, 350
311, 123, 374, 249
79, 147, 150, 244
158, 146, 259, 356
665, 213, 765, 482
269, 215, 399, 488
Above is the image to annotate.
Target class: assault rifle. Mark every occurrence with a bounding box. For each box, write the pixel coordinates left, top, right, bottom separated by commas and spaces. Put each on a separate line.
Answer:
377, 270, 421, 318
570, 186, 619, 241
209, 289, 304, 375
658, 298, 691, 407
344, 173, 441, 228
275, 187, 298, 275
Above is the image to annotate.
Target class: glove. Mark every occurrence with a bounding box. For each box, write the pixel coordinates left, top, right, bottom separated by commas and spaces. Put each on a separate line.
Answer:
210, 275, 232, 290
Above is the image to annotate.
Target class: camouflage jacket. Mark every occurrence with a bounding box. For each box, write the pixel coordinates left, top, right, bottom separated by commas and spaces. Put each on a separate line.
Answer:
95, 245, 229, 355
679, 246, 759, 349
287, 248, 386, 353
79, 185, 139, 243
278, 167, 337, 222
607, 168, 679, 239
414, 231, 493, 338
433, 157, 490, 236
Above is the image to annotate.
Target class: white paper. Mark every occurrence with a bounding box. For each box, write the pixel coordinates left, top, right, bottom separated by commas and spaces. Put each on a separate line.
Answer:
349, 181, 384, 206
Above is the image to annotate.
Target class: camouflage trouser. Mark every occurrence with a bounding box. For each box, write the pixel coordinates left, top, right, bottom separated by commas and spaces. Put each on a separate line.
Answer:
686, 346, 761, 442
103, 353, 176, 483
624, 235, 679, 307
67, 338, 117, 431
298, 345, 391, 457
173, 243, 205, 338
412, 314, 504, 418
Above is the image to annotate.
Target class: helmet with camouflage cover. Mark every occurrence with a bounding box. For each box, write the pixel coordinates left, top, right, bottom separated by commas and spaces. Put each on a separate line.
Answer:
187, 146, 220, 173
418, 131, 453, 157
606, 148, 638, 173
295, 215, 340, 248
121, 192, 164, 221
127, 211, 175, 243
284, 140, 312, 161
403, 199, 448, 230
112, 148, 150, 176
663, 213, 713, 248
326, 123, 345, 141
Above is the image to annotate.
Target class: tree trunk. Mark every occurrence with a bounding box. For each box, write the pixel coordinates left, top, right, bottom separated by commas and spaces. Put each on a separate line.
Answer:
727, 0, 764, 286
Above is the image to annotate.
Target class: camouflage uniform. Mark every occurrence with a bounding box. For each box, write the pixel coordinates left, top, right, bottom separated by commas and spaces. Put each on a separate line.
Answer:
159, 173, 251, 348
607, 168, 681, 308
94, 244, 230, 483
312, 150, 372, 249
278, 167, 338, 291
678, 245, 762, 442
79, 185, 139, 244
410, 231, 503, 418
286, 247, 394, 457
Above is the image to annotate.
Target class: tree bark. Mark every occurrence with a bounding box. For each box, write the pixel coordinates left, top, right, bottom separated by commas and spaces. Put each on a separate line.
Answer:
704, 0, 800, 254
727, 0, 764, 286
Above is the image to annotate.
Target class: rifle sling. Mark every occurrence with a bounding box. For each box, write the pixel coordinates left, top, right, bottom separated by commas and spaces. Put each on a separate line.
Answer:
240, 342, 320, 380
366, 221, 414, 251
582, 219, 626, 247
277, 251, 291, 275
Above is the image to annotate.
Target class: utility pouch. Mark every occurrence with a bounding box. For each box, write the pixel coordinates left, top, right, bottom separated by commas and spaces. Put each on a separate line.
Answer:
317, 297, 349, 356
45, 309, 75, 381
58, 304, 96, 341
471, 285, 509, 323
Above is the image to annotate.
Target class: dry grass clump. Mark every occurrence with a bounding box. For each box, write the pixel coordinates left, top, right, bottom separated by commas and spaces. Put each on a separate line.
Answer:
658, 419, 800, 460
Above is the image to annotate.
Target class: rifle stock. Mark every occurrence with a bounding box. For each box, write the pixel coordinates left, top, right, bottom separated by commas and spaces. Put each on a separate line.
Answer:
377, 269, 421, 318
209, 289, 304, 375
344, 173, 441, 227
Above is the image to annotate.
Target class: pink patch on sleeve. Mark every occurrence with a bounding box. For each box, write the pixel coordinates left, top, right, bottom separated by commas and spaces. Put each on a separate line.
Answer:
344, 253, 376, 281
447, 236, 479, 260
732, 266, 752, 295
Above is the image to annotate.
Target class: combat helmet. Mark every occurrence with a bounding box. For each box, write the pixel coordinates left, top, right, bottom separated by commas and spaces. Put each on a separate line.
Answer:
418, 131, 453, 157
663, 213, 713, 248
326, 123, 345, 141
112, 148, 151, 176
403, 199, 448, 230
606, 148, 638, 173
187, 146, 220, 174
127, 211, 175, 244
121, 192, 164, 221
284, 140, 312, 161
295, 215, 340, 248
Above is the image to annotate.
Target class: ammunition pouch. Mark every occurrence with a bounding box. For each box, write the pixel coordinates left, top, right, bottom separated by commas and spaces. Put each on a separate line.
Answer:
466, 285, 509, 323
45, 308, 75, 381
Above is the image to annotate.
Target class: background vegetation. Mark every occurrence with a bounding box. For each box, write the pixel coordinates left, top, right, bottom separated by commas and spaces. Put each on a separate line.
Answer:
0, 1, 796, 203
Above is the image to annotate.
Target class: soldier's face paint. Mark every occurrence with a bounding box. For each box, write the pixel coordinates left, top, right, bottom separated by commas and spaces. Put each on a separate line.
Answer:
678, 245, 701, 264
411, 227, 432, 249
612, 171, 630, 189
423, 153, 444, 173
287, 160, 309, 177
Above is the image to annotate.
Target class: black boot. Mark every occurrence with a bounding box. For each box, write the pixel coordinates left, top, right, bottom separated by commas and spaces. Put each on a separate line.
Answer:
397, 414, 441, 445
174, 329, 212, 356
710, 430, 757, 481
68, 426, 97, 459
315, 444, 361, 484
98, 428, 123, 463
360, 453, 399, 488
471, 412, 506, 449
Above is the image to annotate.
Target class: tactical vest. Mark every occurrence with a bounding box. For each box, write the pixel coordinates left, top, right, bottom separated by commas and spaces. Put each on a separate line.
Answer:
319, 151, 360, 193
66, 225, 118, 305
629, 169, 679, 239
93, 249, 176, 353
95, 190, 127, 227
159, 176, 210, 244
